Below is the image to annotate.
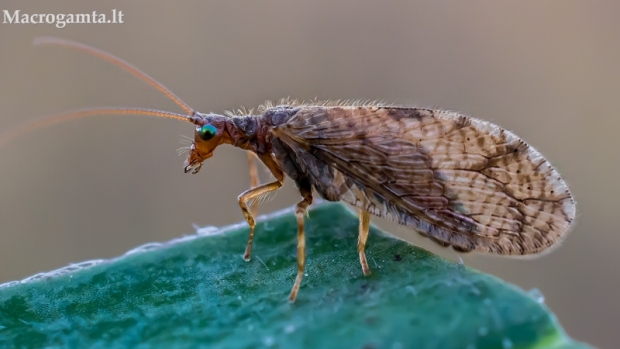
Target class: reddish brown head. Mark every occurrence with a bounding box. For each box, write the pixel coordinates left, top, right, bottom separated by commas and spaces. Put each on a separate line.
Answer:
185, 113, 233, 174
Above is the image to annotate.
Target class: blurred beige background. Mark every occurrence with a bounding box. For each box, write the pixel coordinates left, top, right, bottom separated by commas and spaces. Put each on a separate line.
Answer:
0, 1, 618, 347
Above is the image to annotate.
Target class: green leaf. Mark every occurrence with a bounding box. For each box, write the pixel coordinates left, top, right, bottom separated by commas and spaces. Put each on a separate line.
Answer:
0, 202, 590, 348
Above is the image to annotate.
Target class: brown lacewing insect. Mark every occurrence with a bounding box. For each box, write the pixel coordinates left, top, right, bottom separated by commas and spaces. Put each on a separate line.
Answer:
2, 38, 576, 302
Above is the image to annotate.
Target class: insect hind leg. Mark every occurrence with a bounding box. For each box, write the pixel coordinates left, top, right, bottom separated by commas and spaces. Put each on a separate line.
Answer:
288, 178, 313, 303
358, 208, 372, 276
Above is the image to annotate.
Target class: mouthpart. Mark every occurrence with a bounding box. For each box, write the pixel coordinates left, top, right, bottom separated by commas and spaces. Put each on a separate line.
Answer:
184, 159, 203, 174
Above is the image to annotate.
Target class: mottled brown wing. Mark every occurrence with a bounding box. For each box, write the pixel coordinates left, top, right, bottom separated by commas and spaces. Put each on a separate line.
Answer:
274, 106, 575, 255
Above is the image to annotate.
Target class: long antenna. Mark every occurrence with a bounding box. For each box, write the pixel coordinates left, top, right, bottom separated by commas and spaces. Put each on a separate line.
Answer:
34, 37, 195, 115
0, 108, 192, 148
0, 38, 200, 150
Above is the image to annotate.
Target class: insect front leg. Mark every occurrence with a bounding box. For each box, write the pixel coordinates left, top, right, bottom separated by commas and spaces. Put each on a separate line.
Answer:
288, 177, 313, 303
238, 154, 284, 261
358, 209, 372, 276
238, 180, 282, 260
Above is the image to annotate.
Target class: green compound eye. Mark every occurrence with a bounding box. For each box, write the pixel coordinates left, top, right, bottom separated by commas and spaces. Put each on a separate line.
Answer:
198, 124, 217, 141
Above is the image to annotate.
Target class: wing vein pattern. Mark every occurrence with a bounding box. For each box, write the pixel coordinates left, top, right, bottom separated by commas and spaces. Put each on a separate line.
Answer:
276, 106, 575, 255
